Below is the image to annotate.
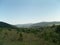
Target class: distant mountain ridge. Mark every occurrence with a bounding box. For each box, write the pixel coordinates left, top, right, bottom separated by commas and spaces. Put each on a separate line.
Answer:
0, 21, 60, 28
16, 23, 32, 28
16, 21, 60, 28
32, 22, 60, 27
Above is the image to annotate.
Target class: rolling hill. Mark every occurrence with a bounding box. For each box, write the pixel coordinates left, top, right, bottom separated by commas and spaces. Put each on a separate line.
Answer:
0, 21, 60, 28
16, 21, 60, 28
31, 22, 60, 27
0, 21, 17, 29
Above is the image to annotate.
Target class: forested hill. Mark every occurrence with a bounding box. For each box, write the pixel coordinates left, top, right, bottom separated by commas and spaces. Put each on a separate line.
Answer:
0, 22, 17, 29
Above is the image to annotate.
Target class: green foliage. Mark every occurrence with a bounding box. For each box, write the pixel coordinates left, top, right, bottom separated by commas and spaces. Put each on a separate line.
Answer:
55, 25, 60, 33
0, 25, 60, 45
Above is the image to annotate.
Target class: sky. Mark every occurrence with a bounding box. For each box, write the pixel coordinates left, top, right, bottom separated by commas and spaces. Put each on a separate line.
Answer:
0, 0, 60, 24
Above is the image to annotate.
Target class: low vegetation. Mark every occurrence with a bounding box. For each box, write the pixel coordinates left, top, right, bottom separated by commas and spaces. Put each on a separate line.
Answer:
0, 24, 60, 45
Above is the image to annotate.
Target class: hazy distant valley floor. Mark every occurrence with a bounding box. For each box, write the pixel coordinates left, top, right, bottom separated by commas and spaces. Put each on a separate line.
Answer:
0, 25, 60, 45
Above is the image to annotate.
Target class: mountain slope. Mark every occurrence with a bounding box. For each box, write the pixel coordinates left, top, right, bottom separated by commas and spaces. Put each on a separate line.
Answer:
16, 22, 60, 28
31, 22, 60, 27
0, 22, 17, 29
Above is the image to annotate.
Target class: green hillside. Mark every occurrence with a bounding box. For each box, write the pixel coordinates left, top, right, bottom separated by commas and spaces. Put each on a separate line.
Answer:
0, 22, 60, 45
0, 22, 17, 29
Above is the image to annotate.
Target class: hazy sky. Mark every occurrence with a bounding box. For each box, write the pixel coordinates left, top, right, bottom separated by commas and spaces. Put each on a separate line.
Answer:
0, 0, 60, 24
